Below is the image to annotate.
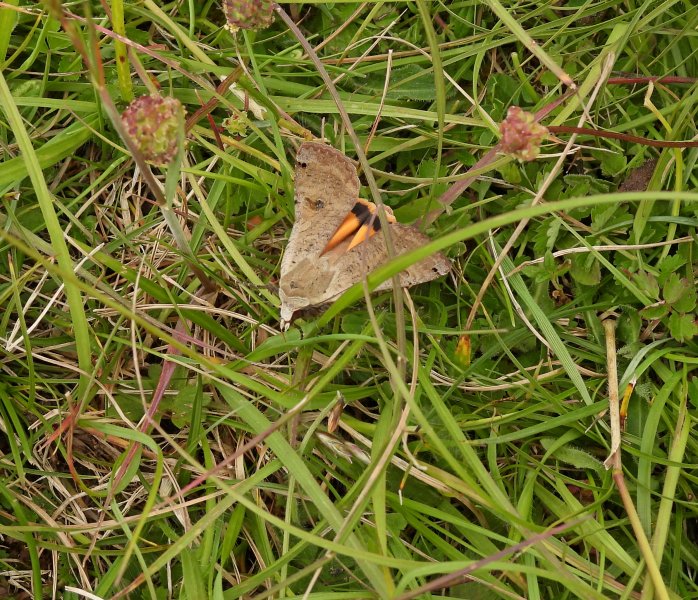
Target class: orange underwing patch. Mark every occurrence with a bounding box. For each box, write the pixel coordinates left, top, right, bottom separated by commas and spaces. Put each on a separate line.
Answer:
321, 198, 396, 255
279, 142, 450, 328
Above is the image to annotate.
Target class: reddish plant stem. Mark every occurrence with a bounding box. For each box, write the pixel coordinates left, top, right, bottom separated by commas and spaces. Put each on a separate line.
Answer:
549, 125, 698, 148
607, 75, 696, 85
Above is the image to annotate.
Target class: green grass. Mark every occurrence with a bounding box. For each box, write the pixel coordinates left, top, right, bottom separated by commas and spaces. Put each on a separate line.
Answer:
0, 1, 697, 599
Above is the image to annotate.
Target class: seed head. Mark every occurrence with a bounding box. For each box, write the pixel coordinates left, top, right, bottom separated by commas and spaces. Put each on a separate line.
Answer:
222, 0, 274, 31
121, 95, 185, 166
499, 106, 548, 162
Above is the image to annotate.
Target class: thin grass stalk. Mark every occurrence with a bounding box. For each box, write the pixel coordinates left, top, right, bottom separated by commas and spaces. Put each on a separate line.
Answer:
640, 384, 691, 599
109, 0, 132, 101
0, 69, 94, 403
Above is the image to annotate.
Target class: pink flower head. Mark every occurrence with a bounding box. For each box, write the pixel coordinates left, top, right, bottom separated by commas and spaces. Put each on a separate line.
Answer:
499, 106, 549, 162
222, 0, 274, 31
121, 95, 185, 166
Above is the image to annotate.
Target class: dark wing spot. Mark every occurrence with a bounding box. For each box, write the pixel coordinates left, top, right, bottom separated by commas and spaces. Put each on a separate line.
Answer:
306, 198, 324, 210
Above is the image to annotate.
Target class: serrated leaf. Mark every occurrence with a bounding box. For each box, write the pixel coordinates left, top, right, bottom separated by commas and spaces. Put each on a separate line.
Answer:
570, 254, 601, 286
672, 284, 697, 314
543, 251, 556, 272
592, 149, 627, 177
663, 273, 687, 305
657, 254, 686, 277
497, 161, 522, 184
640, 303, 669, 320
635, 382, 653, 402
545, 219, 562, 252
668, 313, 698, 342
563, 174, 593, 197
590, 202, 630, 232
590, 204, 618, 230
634, 271, 659, 300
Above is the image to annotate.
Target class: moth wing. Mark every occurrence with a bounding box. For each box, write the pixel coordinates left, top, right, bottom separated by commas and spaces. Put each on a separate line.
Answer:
281, 223, 449, 322
278, 141, 449, 327
285, 142, 359, 261
280, 142, 362, 325
380, 223, 451, 289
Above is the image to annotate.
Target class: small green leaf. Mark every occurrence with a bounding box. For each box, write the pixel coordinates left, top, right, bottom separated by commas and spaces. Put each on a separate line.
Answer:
540, 251, 553, 270
497, 161, 522, 184
570, 254, 601, 286
590, 202, 630, 231
386, 512, 408, 531
640, 303, 669, 320
170, 385, 211, 429
592, 149, 627, 177
657, 254, 686, 278
540, 71, 559, 86
563, 174, 593, 197
540, 438, 604, 472
672, 284, 697, 314
668, 313, 698, 342
342, 313, 368, 334
634, 271, 659, 300
662, 273, 686, 305
617, 309, 641, 343
490, 73, 521, 107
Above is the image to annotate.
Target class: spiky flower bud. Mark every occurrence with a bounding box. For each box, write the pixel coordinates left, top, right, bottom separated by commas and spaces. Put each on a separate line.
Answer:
222, 0, 274, 31
121, 95, 185, 166
223, 114, 250, 137
499, 106, 548, 162
455, 334, 471, 366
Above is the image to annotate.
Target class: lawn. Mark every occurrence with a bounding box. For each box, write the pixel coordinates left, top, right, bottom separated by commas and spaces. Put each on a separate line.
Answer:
0, 1, 697, 599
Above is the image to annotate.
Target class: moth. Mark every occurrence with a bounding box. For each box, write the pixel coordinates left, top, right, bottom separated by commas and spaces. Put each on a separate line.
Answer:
279, 142, 449, 328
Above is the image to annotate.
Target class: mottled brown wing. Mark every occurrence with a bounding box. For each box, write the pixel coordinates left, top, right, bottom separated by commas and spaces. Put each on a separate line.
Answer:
329, 222, 449, 295
279, 142, 449, 327
285, 142, 359, 261
280, 220, 449, 324
280, 142, 360, 325
387, 224, 451, 288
